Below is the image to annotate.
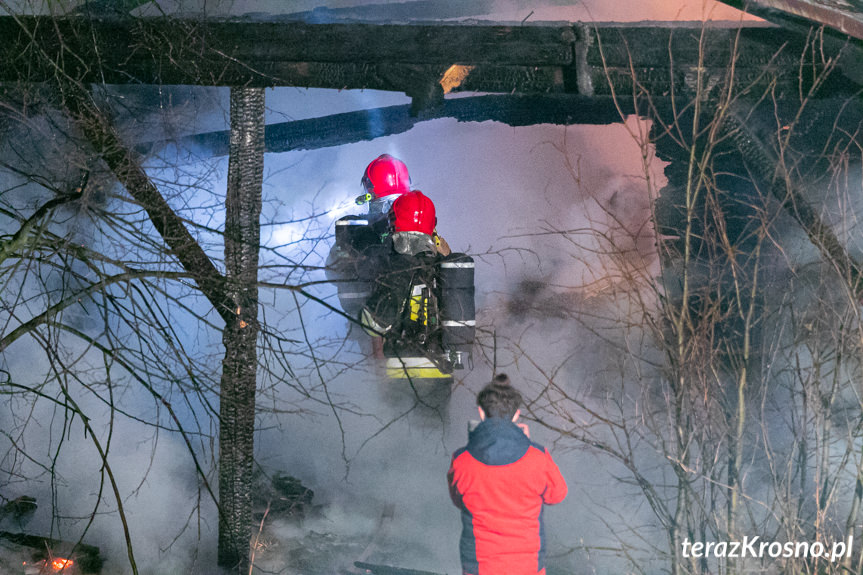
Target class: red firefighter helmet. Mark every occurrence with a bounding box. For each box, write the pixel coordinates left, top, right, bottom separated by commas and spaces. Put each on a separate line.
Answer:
391, 190, 436, 236
362, 154, 411, 198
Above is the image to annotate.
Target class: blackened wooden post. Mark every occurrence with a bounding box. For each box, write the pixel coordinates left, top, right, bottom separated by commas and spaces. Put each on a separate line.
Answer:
218, 86, 264, 572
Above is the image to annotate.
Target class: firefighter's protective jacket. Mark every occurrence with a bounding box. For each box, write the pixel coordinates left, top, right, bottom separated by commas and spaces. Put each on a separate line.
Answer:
448, 417, 567, 575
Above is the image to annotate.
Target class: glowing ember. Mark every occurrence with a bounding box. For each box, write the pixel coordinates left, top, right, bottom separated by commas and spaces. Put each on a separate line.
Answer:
51, 558, 73, 571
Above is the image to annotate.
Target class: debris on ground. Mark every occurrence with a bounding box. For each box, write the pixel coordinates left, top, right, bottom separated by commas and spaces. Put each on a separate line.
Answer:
252, 472, 318, 523
0, 528, 102, 574
354, 560, 446, 575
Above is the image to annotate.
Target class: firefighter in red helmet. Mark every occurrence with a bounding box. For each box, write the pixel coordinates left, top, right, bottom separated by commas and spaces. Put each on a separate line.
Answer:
360, 190, 450, 336
328, 154, 411, 315
357, 154, 412, 216
390, 190, 451, 257
391, 190, 436, 235
390, 190, 437, 256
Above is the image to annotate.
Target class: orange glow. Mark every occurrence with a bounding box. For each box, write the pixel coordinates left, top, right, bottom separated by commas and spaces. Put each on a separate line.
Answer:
51, 558, 74, 571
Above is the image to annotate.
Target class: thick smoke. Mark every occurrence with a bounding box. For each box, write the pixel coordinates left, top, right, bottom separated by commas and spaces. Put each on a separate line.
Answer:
0, 77, 672, 573
239, 85, 672, 573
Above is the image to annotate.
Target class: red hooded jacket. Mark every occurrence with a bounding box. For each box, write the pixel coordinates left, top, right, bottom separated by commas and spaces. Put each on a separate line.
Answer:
448, 418, 568, 575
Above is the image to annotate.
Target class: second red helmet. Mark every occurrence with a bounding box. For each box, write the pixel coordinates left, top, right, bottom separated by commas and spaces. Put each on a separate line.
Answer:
391, 190, 436, 236
362, 154, 411, 198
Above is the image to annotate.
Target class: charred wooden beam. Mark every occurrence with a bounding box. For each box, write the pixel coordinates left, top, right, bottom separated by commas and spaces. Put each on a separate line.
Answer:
714, 0, 863, 87
717, 0, 863, 41
0, 15, 858, 99
651, 98, 863, 302
146, 94, 632, 159
723, 107, 863, 298
0, 16, 573, 86
577, 23, 857, 99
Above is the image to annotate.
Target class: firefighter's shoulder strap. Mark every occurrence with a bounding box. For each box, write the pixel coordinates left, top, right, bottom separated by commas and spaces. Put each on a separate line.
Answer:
434, 228, 451, 257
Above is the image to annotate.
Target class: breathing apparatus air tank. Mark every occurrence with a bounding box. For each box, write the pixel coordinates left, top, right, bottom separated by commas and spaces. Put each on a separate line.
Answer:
330, 215, 387, 317
438, 253, 475, 367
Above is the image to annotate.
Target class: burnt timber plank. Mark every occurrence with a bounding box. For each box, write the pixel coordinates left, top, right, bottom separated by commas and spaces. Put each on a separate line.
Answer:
146, 94, 631, 158
580, 23, 855, 98
0, 16, 857, 98
0, 16, 574, 84
717, 0, 863, 41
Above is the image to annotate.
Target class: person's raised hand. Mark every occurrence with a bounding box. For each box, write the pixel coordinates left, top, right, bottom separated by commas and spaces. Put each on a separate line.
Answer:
512, 409, 530, 438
